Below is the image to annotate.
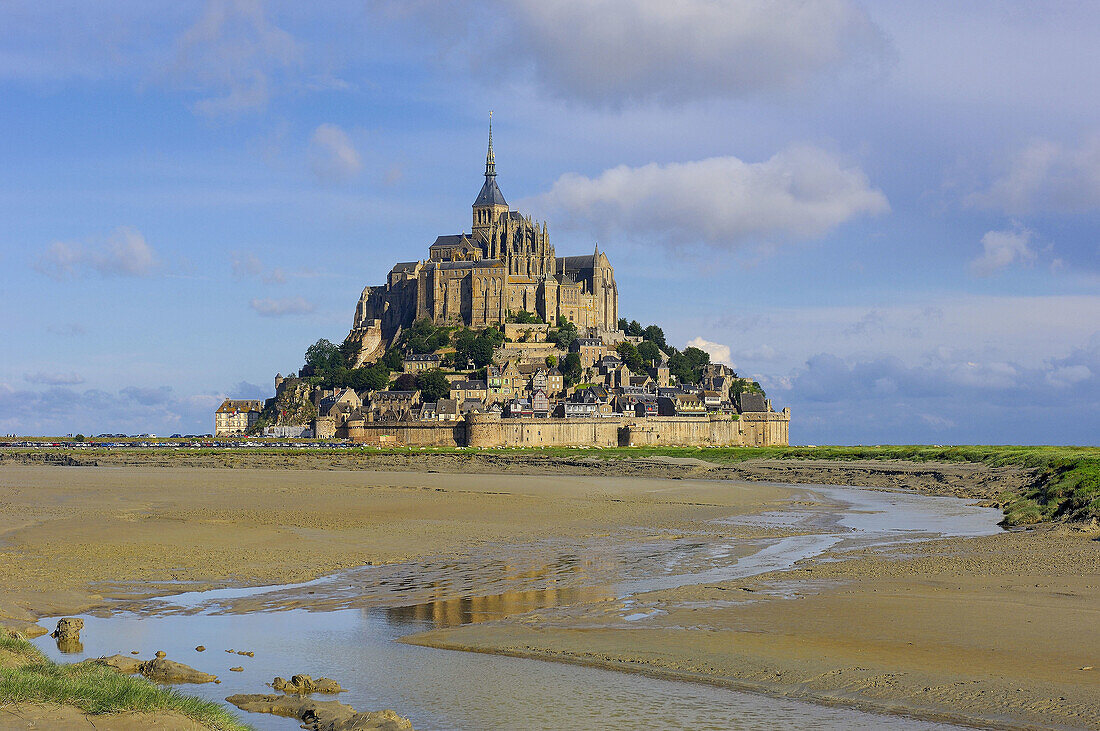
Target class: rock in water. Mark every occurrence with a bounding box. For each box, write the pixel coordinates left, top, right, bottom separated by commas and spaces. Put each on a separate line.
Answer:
92, 654, 143, 674
272, 673, 344, 694
195, 645, 206, 652
138, 656, 218, 684
51, 617, 83, 641
226, 694, 412, 730
230, 666, 244, 672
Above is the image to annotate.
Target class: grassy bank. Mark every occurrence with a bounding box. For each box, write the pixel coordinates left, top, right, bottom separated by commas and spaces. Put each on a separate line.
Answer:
0, 632, 250, 730
528, 444, 1099, 526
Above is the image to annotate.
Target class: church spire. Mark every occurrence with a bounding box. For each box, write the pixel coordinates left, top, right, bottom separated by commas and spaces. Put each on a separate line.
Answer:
485, 111, 496, 179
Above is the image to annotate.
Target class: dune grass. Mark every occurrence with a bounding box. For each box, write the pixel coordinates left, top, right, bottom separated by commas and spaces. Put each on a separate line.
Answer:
0, 633, 250, 730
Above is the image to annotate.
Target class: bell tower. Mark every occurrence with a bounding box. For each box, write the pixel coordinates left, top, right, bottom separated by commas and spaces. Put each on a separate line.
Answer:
472, 111, 509, 243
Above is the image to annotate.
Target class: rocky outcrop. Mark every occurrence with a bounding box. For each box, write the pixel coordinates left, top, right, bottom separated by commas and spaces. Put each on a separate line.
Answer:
252, 377, 318, 433
226, 694, 412, 731
273, 673, 344, 694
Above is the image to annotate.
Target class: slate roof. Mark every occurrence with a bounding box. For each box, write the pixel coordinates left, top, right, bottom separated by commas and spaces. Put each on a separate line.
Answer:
474, 176, 507, 207
738, 393, 768, 413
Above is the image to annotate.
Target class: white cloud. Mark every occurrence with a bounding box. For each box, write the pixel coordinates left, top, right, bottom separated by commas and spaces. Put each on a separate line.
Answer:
970, 225, 1037, 276
309, 124, 362, 183
389, 0, 889, 106
526, 146, 888, 251
35, 226, 159, 279
24, 372, 84, 386
231, 251, 264, 278
173, 0, 302, 116
742, 344, 778, 361
686, 337, 733, 366
968, 133, 1100, 214
250, 296, 314, 317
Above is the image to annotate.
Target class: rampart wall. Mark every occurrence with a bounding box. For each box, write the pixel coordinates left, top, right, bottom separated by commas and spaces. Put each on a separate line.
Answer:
342, 412, 790, 448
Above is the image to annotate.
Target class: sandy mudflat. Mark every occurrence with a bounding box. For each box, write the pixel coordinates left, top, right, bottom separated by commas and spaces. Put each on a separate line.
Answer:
1, 459, 1098, 729
0, 464, 791, 623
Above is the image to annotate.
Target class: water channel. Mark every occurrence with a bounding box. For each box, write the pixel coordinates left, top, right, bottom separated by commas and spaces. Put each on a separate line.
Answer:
33, 481, 1002, 730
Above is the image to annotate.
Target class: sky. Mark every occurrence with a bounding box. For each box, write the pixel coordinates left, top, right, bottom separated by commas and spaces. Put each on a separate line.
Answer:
2, 0, 1098, 444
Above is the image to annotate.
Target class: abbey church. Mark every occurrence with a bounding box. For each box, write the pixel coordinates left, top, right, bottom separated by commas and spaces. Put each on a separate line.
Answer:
348, 120, 618, 364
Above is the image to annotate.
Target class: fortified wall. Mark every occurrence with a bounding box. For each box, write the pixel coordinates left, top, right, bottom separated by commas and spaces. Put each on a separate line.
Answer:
337, 411, 790, 448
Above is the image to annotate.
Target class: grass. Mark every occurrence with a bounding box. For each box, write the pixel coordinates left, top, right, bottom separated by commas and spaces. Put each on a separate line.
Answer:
0, 633, 251, 730
4, 443, 1099, 527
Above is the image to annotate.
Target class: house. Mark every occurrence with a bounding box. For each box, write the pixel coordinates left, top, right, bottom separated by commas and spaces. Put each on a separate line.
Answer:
702, 390, 722, 410
319, 388, 362, 417
634, 398, 659, 417
571, 337, 605, 368
658, 393, 706, 417
460, 398, 486, 414
531, 388, 551, 417
487, 361, 522, 402
737, 392, 768, 413
369, 390, 419, 421
402, 352, 442, 373
558, 400, 598, 418
214, 399, 264, 436
418, 401, 439, 421
450, 379, 488, 403
597, 354, 622, 375
546, 367, 564, 395
437, 398, 460, 420
504, 397, 533, 418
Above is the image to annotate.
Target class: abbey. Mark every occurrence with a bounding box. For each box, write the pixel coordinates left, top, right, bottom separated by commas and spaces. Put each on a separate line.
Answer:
347, 120, 618, 365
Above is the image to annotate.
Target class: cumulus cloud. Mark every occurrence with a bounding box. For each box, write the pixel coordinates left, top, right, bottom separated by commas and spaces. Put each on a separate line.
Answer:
970, 225, 1037, 276
968, 133, 1100, 214
173, 0, 302, 116
35, 226, 158, 279
308, 124, 362, 183
24, 372, 84, 386
527, 146, 888, 251
250, 296, 315, 317
686, 337, 733, 366
385, 0, 889, 106
231, 251, 264, 278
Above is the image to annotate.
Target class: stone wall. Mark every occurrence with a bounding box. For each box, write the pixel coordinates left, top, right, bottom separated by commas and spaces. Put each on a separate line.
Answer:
343, 411, 790, 448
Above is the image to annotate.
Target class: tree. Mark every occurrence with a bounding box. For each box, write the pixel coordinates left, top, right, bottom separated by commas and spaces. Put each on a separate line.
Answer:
547, 318, 578, 349
626, 320, 643, 337
561, 352, 582, 386
416, 370, 451, 402
617, 317, 628, 331
509, 310, 542, 324
360, 363, 390, 391
393, 373, 418, 391
616, 341, 646, 373
305, 339, 342, 374
642, 325, 666, 350
468, 337, 495, 368
668, 346, 711, 384
637, 340, 660, 365
545, 354, 558, 368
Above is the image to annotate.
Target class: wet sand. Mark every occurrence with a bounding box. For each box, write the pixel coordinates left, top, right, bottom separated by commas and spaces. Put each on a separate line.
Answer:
2, 461, 1098, 729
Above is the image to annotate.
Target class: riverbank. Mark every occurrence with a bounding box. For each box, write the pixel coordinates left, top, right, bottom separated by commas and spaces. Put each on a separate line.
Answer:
1, 456, 1097, 728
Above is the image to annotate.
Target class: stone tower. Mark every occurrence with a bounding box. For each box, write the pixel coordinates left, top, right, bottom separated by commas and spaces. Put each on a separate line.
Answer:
472, 112, 509, 241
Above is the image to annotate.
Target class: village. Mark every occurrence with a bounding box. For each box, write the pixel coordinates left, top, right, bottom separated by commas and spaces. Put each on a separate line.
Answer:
216, 127, 790, 448
215, 316, 790, 448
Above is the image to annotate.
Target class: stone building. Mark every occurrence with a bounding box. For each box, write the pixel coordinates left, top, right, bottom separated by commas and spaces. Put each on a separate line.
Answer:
347, 117, 619, 365
214, 399, 263, 436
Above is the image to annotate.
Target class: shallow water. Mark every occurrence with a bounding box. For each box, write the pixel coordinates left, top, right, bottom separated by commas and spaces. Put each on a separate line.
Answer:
33, 481, 1001, 730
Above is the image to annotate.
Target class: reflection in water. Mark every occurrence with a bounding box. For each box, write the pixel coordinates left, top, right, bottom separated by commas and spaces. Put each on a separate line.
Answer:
55, 637, 83, 653
386, 585, 613, 629
29, 485, 1001, 730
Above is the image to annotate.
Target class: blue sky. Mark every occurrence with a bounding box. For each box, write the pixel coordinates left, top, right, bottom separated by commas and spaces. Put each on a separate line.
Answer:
2, 1, 1098, 444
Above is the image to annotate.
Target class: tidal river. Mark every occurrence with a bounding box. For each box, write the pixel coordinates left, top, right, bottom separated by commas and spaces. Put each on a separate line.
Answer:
34, 480, 1002, 730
